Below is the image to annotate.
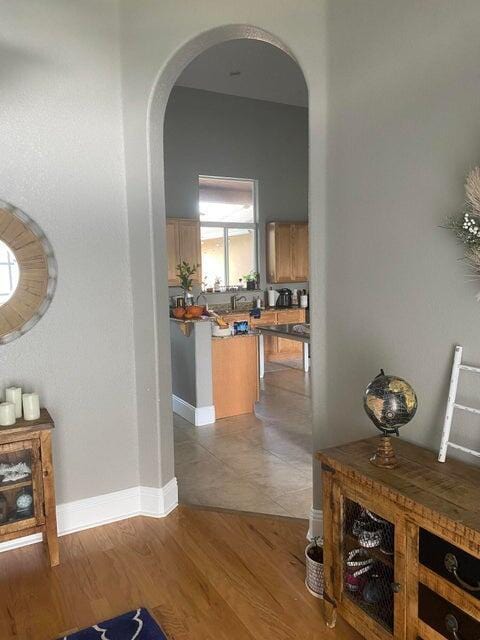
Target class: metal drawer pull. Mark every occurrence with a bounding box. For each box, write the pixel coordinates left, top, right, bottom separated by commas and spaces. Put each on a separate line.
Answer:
445, 614, 462, 640
444, 553, 480, 592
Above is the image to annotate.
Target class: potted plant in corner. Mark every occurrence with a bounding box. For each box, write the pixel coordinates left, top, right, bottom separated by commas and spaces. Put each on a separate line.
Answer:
305, 536, 324, 598
176, 261, 199, 305
244, 270, 259, 290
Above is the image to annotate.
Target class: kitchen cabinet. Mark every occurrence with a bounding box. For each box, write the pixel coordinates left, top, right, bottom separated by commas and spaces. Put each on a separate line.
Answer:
267, 222, 309, 284
276, 309, 305, 355
251, 311, 278, 358
220, 308, 306, 361
167, 218, 202, 286
166, 220, 178, 283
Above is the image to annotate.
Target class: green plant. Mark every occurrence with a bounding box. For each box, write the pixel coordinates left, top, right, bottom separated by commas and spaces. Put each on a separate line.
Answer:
176, 261, 199, 291
243, 270, 259, 282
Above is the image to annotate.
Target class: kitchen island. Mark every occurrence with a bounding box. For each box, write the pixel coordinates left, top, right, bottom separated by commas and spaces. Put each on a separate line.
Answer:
170, 316, 260, 424
212, 333, 259, 419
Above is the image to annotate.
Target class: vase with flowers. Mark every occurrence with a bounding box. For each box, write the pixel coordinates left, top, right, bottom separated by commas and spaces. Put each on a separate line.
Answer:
444, 167, 480, 300
176, 261, 199, 305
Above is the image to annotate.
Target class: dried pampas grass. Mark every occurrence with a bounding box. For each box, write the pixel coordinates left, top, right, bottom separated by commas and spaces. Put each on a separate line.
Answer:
464, 245, 480, 278
465, 167, 480, 212
445, 166, 480, 299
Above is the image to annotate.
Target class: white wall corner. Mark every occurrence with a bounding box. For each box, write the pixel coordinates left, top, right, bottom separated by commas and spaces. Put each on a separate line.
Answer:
307, 507, 323, 541
172, 394, 215, 426
140, 477, 178, 517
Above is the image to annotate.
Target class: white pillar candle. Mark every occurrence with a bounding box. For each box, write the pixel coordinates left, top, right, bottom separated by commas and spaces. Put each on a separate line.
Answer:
0, 402, 16, 426
22, 393, 40, 421
5, 387, 22, 419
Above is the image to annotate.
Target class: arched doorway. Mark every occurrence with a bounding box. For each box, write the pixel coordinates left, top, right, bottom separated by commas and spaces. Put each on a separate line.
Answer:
136, 24, 323, 535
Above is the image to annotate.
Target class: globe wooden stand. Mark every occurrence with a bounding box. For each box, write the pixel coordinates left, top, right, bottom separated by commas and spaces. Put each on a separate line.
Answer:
370, 435, 399, 469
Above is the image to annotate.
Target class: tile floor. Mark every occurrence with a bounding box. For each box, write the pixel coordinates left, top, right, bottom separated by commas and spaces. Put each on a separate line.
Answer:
174, 358, 312, 519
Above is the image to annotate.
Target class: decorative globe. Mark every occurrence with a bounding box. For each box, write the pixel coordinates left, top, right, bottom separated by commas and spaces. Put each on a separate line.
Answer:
364, 369, 417, 436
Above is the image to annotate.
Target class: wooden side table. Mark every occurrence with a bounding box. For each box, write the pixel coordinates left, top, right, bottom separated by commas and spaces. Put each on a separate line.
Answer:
0, 409, 59, 566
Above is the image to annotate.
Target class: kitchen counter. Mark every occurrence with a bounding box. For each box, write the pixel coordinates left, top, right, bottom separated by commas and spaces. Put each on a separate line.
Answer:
211, 331, 258, 339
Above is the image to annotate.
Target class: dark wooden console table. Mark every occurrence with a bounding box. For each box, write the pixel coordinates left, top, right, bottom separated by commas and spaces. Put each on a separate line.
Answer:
0, 409, 59, 566
318, 437, 480, 640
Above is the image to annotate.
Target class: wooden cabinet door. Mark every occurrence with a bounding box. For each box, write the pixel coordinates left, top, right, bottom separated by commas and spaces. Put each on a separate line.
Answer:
212, 335, 259, 418
225, 313, 250, 325
250, 311, 277, 327
177, 220, 202, 284
325, 473, 402, 640
274, 224, 293, 283
267, 222, 308, 283
291, 223, 309, 281
0, 438, 44, 538
276, 309, 304, 354
251, 311, 278, 357
167, 220, 179, 285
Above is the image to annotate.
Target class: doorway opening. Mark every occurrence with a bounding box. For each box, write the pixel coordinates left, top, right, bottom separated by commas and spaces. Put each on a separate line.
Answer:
165, 38, 311, 519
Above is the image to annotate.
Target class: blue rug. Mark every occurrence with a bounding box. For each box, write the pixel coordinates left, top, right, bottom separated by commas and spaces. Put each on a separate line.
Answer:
59, 608, 167, 639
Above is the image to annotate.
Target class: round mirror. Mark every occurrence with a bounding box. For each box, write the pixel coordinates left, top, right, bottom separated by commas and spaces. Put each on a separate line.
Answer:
0, 200, 57, 344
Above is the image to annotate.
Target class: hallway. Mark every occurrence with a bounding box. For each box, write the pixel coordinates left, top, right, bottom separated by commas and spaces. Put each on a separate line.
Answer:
174, 362, 312, 518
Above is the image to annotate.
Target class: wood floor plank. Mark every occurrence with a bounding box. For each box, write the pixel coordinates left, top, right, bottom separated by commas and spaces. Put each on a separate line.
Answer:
0, 506, 360, 640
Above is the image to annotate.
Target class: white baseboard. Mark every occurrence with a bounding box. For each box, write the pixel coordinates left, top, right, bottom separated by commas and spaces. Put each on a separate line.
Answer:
172, 394, 215, 426
0, 477, 179, 554
307, 507, 323, 540
140, 478, 178, 518
57, 486, 141, 535
0, 532, 43, 552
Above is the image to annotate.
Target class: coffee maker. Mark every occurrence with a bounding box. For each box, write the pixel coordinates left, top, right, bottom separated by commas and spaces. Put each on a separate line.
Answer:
276, 288, 292, 308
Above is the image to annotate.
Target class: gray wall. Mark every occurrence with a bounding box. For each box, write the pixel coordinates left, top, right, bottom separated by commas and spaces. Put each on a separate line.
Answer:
170, 320, 213, 408
164, 86, 309, 290
0, 1, 138, 503
326, 0, 480, 459
5, 0, 476, 515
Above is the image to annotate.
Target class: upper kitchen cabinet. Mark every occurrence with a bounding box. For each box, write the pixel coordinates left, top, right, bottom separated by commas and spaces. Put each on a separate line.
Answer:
266, 222, 309, 283
167, 218, 202, 286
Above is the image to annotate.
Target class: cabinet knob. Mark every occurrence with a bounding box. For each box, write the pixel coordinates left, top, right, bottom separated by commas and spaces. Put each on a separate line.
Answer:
391, 582, 401, 593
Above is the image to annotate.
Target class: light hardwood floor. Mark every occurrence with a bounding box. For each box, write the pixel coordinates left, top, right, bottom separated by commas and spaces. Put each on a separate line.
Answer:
0, 506, 360, 640
174, 361, 313, 518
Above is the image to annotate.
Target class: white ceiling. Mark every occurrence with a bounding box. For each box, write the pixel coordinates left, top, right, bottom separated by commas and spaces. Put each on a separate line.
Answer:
176, 39, 308, 108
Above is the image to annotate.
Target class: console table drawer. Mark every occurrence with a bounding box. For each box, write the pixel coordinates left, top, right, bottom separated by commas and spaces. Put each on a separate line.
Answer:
418, 584, 480, 639
419, 529, 480, 599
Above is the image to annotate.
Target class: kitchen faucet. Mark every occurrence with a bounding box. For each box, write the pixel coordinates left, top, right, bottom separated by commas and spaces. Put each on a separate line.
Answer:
196, 293, 208, 310
230, 294, 246, 311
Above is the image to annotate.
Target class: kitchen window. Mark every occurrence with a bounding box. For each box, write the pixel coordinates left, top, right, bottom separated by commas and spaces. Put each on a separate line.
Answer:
199, 176, 258, 290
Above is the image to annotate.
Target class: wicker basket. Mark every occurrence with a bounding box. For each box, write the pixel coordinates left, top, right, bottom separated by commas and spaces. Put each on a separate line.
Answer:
305, 540, 324, 598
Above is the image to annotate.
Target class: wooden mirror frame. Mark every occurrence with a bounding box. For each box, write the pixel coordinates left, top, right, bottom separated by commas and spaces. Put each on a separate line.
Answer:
0, 200, 57, 344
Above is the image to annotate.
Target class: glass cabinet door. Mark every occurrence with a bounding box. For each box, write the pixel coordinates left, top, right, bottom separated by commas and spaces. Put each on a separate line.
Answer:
0, 440, 42, 530
343, 496, 396, 634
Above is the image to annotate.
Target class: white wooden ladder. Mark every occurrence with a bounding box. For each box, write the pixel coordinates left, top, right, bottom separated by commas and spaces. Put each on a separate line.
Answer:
439, 345, 480, 462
